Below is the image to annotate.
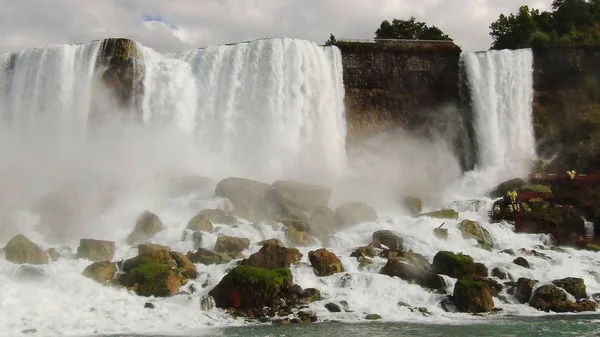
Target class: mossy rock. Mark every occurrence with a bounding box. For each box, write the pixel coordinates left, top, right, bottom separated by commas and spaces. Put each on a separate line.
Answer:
402, 196, 422, 216
308, 249, 343, 276
552, 277, 587, 300
358, 256, 373, 269
214, 236, 250, 258
241, 243, 302, 269
187, 248, 232, 265
279, 218, 310, 232
77, 239, 115, 262
137, 243, 169, 255
4, 234, 48, 265
420, 209, 458, 220
350, 243, 380, 259
489, 178, 526, 198
126, 211, 163, 246
121, 263, 181, 297
459, 220, 493, 251
257, 238, 284, 247
433, 227, 448, 240
432, 251, 480, 279
372, 230, 404, 251
208, 265, 293, 309
365, 314, 382, 320
453, 277, 494, 313
521, 184, 552, 194
121, 250, 197, 282
380, 259, 446, 292
186, 214, 214, 232
82, 261, 117, 284
285, 227, 311, 247
187, 209, 236, 231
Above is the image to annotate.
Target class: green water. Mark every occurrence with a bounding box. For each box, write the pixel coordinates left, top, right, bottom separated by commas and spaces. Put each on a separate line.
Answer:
101, 314, 600, 337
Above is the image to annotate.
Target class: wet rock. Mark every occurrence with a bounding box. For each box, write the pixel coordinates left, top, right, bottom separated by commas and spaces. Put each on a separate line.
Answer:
365, 313, 382, 320
491, 267, 508, 280
440, 296, 455, 312
137, 243, 169, 255
515, 278, 538, 303
4, 234, 48, 265
372, 230, 404, 251
280, 218, 310, 232
200, 294, 216, 311
186, 214, 214, 232
351, 243, 380, 259
126, 211, 163, 245
257, 238, 284, 247
453, 277, 494, 313
513, 257, 531, 269
500, 249, 516, 256
214, 236, 250, 258
272, 180, 331, 215
308, 249, 343, 276
82, 261, 117, 283
325, 302, 342, 312
380, 259, 446, 292
208, 265, 293, 310
552, 277, 587, 300
17, 265, 45, 281
357, 256, 373, 269
309, 206, 336, 239
298, 309, 318, 323
241, 243, 302, 269
489, 178, 526, 198
420, 209, 458, 220
144, 302, 155, 309
215, 177, 273, 221
119, 250, 198, 297
303, 288, 321, 303
21, 329, 37, 334
517, 248, 552, 260
334, 202, 377, 227
187, 248, 232, 265
432, 251, 482, 279
76, 239, 115, 262
433, 227, 448, 240
285, 227, 311, 247
529, 284, 597, 312
189, 209, 236, 229
459, 220, 494, 251
47, 248, 61, 262
402, 196, 422, 216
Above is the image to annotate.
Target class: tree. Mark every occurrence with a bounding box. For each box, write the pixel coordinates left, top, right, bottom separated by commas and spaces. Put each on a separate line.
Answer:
324, 34, 337, 46
375, 17, 453, 41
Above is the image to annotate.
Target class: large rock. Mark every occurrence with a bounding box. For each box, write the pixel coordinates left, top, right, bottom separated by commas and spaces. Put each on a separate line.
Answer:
272, 180, 331, 215
552, 277, 587, 300
309, 206, 336, 239
215, 177, 273, 221
529, 284, 597, 312
489, 178, 526, 198
82, 261, 117, 283
420, 209, 459, 220
187, 248, 232, 265
187, 209, 236, 231
119, 250, 198, 297
515, 278, 538, 303
402, 196, 422, 216
76, 239, 115, 262
208, 265, 293, 309
4, 235, 48, 265
308, 249, 343, 276
241, 243, 302, 269
372, 230, 404, 251
126, 211, 163, 245
285, 227, 311, 247
380, 259, 445, 292
459, 220, 493, 251
334, 202, 377, 227
453, 277, 494, 313
432, 251, 482, 279
214, 236, 250, 258
137, 243, 169, 255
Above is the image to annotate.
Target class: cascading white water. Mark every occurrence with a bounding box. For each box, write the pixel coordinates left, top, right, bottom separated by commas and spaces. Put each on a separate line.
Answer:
141, 38, 347, 179
0, 42, 101, 139
462, 49, 536, 172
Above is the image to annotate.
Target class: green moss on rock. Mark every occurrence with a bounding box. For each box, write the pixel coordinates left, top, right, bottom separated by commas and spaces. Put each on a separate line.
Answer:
82, 261, 117, 284
308, 249, 343, 276
453, 277, 494, 313
459, 220, 494, 251
432, 251, 481, 278
521, 184, 552, 194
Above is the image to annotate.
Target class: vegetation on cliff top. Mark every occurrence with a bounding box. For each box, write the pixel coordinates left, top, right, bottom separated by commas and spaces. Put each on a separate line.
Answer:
375, 17, 453, 41
490, 0, 600, 49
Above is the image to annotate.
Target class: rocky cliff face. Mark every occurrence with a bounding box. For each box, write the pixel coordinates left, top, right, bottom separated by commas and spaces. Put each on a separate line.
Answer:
533, 46, 600, 172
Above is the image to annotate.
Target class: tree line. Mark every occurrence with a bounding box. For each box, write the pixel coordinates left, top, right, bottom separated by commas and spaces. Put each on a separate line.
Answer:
326, 0, 600, 50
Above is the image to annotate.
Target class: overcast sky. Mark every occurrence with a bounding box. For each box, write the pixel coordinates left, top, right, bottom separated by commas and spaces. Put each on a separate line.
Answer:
0, 0, 551, 53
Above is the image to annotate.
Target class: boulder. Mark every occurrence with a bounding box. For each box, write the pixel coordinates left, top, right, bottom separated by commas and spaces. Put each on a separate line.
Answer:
433, 227, 448, 240
76, 239, 115, 262
137, 243, 169, 255
257, 238, 285, 247
215, 177, 273, 221
214, 236, 250, 258
380, 259, 446, 292
119, 250, 198, 297
372, 230, 404, 251
491, 267, 509, 280
126, 211, 163, 245
389, 250, 431, 270
325, 302, 342, 312
420, 209, 459, 220
334, 202, 377, 227
309, 207, 335, 239
453, 277, 494, 313
82, 261, 117, 283
186, 215, 213, 232
188, 209, 236, 230
459, 220, 493, 251
521, 184, 552, 194
208, 265, 293, 309
402, 196, 422, 216
279, 218, 310, 232
474, 263, 488, 277
285, 227, 311, 247
515, 278, 538, 303
187, 248, 232, 265
513, 257, 531, 269
350, 243, 380, 259
241, 243, 302, 269
489, 178, 526, 198
303, 288, 321, 303
432, 251, 482, 279
4, 235, 48, 265
365, 314, 382, 320
552, 277, 587, 300
529, 284, 597, 312
308, 249, 343, 276
272, 180, 331, 215
17, 265, 46, 281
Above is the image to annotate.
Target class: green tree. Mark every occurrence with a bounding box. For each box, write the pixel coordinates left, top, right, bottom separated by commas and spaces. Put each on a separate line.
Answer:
375, 17, 452, 41
324, 34, 337, 46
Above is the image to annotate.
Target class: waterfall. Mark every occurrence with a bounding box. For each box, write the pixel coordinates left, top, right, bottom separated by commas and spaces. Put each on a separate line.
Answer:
140, 38, 347, 178
461, 49, 536, 172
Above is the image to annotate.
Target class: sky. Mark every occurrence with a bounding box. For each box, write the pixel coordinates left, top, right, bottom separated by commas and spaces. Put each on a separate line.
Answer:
0, 0, 551, 53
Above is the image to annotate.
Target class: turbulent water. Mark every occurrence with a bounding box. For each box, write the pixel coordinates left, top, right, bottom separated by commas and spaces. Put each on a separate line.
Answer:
462, 49, 536, 174
0, 39, 598, 337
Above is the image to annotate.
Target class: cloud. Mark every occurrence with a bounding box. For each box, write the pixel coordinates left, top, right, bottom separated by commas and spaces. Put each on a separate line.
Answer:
0, 0, 552, 53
